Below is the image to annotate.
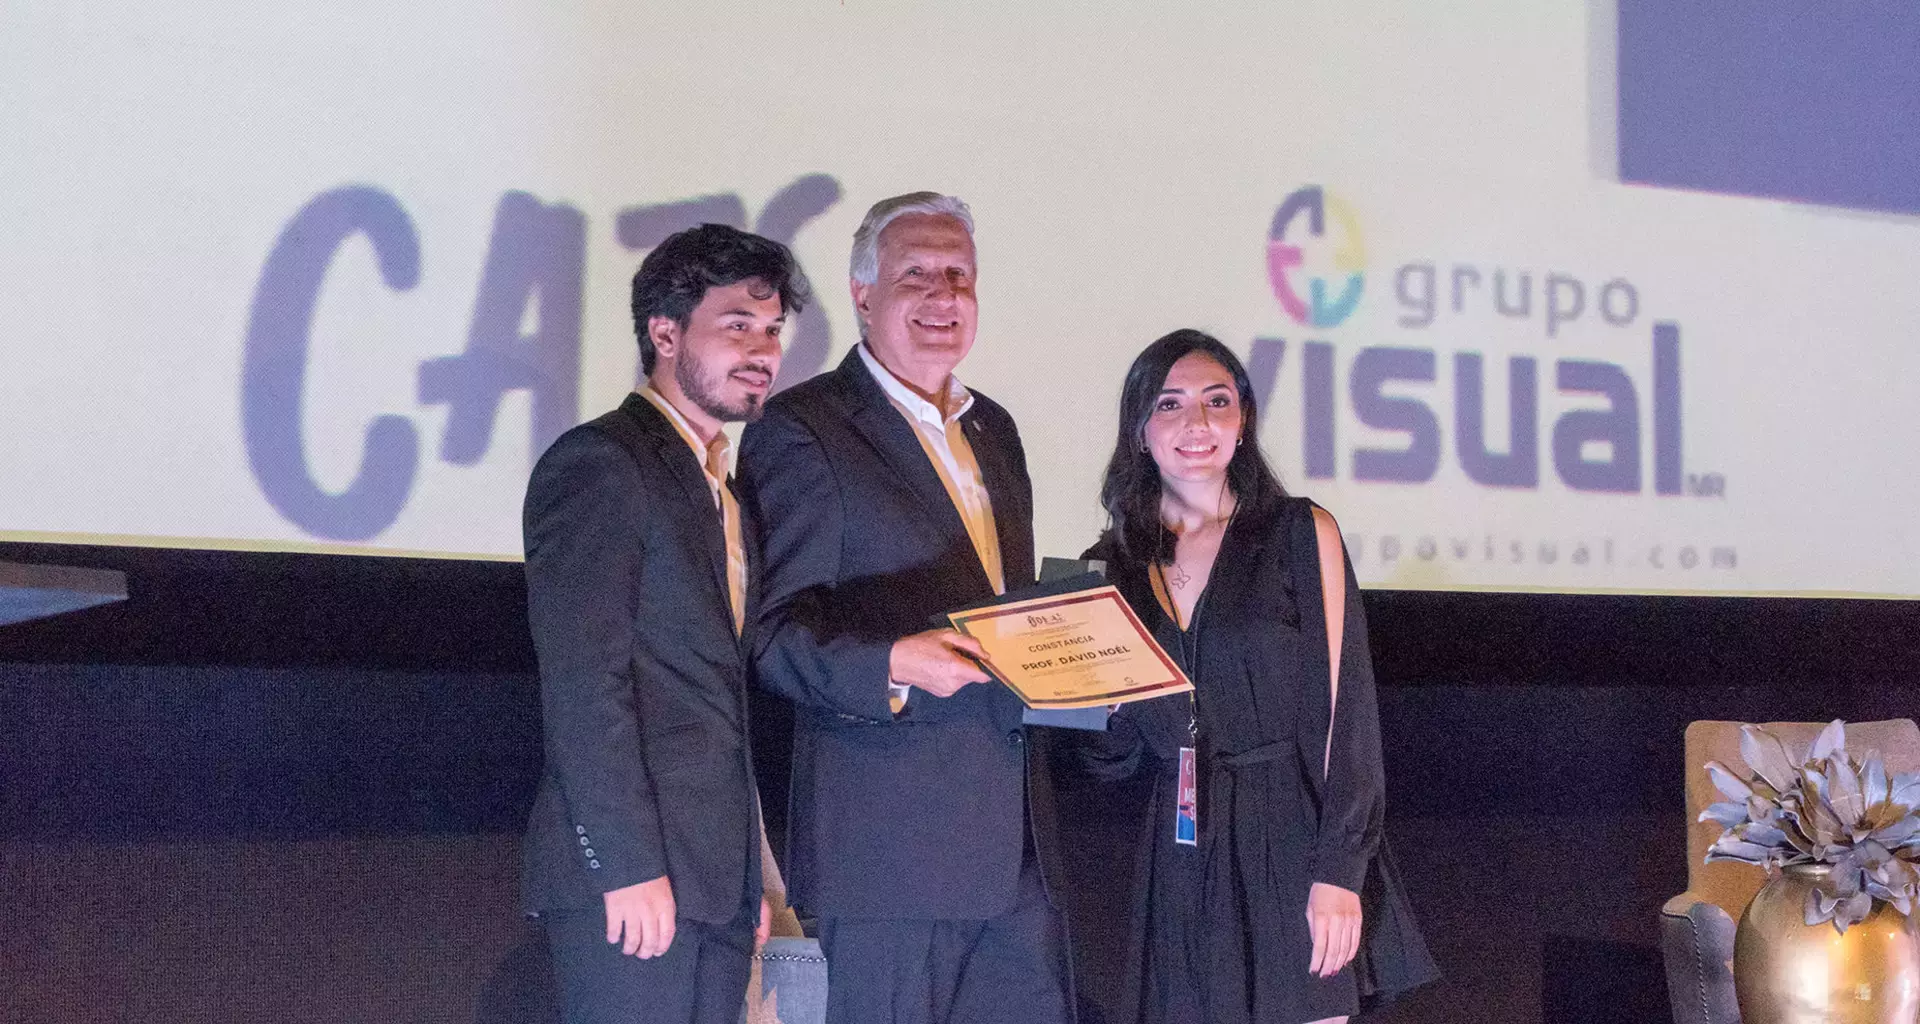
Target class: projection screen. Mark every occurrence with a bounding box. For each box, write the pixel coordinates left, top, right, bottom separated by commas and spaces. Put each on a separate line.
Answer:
4, 2, 1918, 597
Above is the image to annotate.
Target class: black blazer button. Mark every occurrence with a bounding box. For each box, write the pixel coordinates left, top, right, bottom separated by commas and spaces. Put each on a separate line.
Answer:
1007, 729, 1024, 746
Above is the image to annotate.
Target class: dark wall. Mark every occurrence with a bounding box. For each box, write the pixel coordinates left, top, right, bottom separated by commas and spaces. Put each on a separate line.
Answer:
3, 541, 1916, 1023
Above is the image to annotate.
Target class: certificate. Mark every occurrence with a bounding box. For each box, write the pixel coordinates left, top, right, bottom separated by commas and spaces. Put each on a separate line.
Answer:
948, 585, 1193, 710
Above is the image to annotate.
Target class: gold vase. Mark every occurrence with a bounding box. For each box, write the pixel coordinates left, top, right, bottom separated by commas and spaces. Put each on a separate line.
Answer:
1735, 863, 1920, 1024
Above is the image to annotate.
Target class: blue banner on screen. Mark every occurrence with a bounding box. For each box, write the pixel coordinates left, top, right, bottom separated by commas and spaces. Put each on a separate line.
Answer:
1618, 5, 1920, 216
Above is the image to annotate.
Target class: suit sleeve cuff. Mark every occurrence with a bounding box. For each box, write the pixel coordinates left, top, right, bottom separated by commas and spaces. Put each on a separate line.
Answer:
574, 819, 669, 896
1310, 841, 1371, 894
843, 636, 899, 721
594, 859, 664, 896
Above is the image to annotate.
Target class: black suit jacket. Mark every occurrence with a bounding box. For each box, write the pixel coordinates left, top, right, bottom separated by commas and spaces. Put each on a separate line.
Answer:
738, 348, 1045, 920
520, 393, 761, 924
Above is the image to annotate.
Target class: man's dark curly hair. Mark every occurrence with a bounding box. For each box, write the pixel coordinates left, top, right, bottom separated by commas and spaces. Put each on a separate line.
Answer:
630, 224, 812, 375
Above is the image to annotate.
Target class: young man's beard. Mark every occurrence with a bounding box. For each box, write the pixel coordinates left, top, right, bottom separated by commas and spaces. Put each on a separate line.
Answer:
678, 354, 768, 423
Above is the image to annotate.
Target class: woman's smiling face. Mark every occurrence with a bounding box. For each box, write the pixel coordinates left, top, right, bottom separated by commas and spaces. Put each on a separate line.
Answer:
1144, 351, 1243, 487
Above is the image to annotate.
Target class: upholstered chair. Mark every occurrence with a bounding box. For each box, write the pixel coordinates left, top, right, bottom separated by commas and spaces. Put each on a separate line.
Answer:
744, 825, 827, 1024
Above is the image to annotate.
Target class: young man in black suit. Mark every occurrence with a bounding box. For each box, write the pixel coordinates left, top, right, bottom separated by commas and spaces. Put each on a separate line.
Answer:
739, 193, 1073, 1024
521, 224, 809, 1024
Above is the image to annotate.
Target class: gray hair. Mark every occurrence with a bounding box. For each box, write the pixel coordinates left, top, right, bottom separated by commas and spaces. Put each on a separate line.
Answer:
848, 192, 975, 285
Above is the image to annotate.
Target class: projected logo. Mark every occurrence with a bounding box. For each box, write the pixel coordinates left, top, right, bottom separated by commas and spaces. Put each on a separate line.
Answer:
1253, 184, 1709, 500
1251, 183, 1736, 577
1266, 185, 1365, 328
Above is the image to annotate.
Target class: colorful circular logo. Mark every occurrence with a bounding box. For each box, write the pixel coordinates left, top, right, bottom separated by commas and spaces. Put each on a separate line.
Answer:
1267, 186, 1366, 328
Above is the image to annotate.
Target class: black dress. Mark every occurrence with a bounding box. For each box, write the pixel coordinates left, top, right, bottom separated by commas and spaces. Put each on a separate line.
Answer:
1078, 496, 1435, 1024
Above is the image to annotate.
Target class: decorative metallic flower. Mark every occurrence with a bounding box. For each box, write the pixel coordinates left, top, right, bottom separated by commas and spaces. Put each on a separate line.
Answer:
1703, 720, 1920, 933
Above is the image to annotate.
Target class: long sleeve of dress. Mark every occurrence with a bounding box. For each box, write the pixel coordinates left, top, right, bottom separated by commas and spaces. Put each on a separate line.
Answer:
1066, 533, 1151, 782
1074, 706, 1149, 781
1293, 504, 1386, 894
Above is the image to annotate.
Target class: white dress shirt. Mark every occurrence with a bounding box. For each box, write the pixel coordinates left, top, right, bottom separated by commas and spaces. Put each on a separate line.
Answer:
857, 344, 1005, 712
638, 386, 746, 634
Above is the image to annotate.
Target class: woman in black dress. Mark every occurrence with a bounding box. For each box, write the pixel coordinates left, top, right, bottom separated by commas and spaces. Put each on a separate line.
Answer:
1075, 330, 1433, 1024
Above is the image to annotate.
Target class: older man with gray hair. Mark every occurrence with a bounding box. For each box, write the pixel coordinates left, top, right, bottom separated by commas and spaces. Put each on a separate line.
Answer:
738, 192, 1074, 1024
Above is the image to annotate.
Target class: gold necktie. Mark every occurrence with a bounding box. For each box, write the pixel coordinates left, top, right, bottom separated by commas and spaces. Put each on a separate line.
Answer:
706, 436, 746, 636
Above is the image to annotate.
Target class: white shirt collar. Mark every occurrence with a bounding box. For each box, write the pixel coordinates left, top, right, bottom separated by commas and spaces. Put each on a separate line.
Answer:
637, 384, 729, 478
857, 343, 974, 428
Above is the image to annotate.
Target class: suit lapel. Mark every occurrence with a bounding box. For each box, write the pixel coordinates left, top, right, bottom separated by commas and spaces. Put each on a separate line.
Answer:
961, 407, 1035, 589
617, 395, 734, 627
731, 473, 757, 650
832, 352, 976, 552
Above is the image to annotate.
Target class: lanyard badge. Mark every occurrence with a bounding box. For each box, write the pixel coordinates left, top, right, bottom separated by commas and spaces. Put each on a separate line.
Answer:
1175, 745, 1199, 846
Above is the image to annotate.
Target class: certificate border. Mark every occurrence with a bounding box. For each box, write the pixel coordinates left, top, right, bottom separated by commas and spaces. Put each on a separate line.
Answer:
950, 587, 1191, 708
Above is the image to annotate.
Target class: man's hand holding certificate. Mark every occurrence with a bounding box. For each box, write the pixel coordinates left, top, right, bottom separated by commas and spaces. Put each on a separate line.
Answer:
947, 585, 1192, 710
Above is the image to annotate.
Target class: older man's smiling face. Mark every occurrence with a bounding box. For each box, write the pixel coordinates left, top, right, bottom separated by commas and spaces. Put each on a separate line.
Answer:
854, 213, 978, 392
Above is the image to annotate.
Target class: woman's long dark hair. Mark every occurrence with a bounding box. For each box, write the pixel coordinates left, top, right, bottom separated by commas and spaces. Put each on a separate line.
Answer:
1097, 329, 1287, 563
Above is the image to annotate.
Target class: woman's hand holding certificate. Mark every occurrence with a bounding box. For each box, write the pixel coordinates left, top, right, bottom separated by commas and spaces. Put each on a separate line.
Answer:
947, 585, 1192, 710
